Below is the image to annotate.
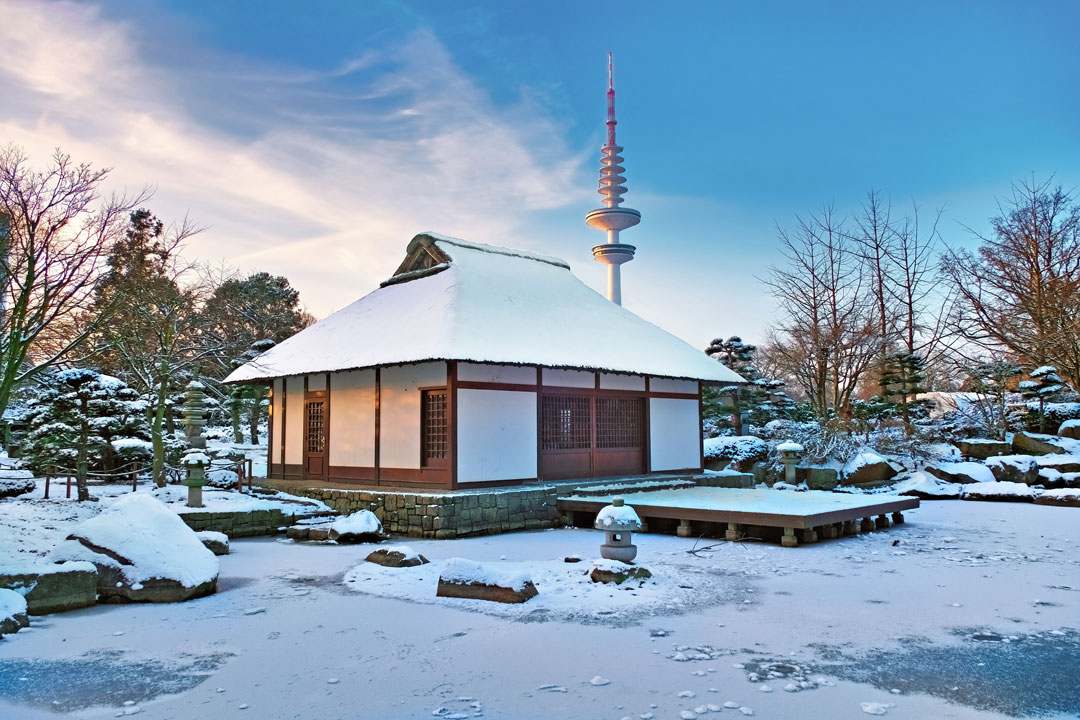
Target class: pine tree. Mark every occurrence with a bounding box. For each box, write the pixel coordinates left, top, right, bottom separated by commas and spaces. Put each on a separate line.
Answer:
1019, 365, 1067, 433
964, 360, 1023, 440
704, 336, 793, 434
878, 351, 928, 433
24, 369, 151, 500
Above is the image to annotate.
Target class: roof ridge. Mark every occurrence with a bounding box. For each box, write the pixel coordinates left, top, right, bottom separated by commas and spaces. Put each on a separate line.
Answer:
420, 233, 570, 270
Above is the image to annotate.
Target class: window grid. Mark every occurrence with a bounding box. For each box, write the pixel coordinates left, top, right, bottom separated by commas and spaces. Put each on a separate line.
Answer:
422, 391, 448, 462
596, 397, 643, 449
306, 401, 325, 453
541, 395, 592, 451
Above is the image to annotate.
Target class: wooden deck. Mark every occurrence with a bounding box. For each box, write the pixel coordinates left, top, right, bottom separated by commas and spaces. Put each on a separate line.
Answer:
558, 487, 920, 546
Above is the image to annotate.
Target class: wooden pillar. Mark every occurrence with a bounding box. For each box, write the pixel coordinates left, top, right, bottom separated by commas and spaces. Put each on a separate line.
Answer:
374, 367, 381, 485
448, 361, 458, 490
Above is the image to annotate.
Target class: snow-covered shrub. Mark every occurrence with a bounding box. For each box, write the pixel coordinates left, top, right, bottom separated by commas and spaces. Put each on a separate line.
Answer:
703, 435, 768, 470
22, 369, 151, 476
1026, 401, 1080, 431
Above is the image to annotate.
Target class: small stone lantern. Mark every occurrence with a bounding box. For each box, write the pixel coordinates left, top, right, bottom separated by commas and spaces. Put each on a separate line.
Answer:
777, 441, 804, 485
181, 380, 209, 508
594, 497, 643, 563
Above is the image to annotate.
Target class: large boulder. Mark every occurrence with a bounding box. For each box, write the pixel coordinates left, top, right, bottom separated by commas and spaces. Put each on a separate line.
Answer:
328, 510, 385, 543
0, 588, 29, 635
1012, 432, 1066, 456
956, 439, 1013, 460
0, 561, 97, 615
1035, 468, 1080, 489
436, 558, 538, 604
842, 451, 898, 486
1034, 455, 1080, 474
703, 436, 769, 472
961, 481, 1037, 503
0, 469, 36, 499
798, 466, 839, 490
984, 455, 1039, 484
925, 461, 996, 484
366, 546, 428, 568
50, 494, 218, 603
894, 471, 962, 500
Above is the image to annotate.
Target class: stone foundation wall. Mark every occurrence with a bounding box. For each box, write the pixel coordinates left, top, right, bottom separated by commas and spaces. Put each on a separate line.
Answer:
179, 509, 296, 537
288, 486, 563, 539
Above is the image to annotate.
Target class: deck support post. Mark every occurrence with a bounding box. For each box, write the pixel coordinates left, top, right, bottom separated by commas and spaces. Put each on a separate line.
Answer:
891, 511, 905, 525
821, 524, 839, 540
677, 519, 692, 538
781, 527, 798, 548
860, 517, 875, 532
843, 520, 858, 536
802, 527, 818, 544
725, 522, 741, 541
875, 514, 890, 530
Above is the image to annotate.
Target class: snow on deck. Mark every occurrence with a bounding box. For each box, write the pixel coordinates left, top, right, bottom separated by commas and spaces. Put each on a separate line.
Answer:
560, 487, 918, 529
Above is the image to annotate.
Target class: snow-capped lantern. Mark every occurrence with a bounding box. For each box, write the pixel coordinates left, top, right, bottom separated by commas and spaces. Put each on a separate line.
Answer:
594, 497, 642, 563
182, 380, 209, 508
777, 441, 803, 485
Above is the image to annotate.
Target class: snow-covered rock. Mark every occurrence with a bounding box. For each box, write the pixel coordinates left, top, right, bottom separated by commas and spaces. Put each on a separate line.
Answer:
955, 438, 1012, 460
206, 469, 240, 489
893, 471, 962, 499
1012, 431, 1066, 456
842, 451, 898, 486
1034, 488, 1080, 507
0, 587, 29, 635
1036, 468, 1080, 488
589, 559, 652, 585
0, 469, 36, 499
961, 481, 1038, 502
924, 461, 996, 484
0, 561, 97, 615
328, 510, 384, 543
703, 436, 768, 471
1058, 418, 1080, 439
366, 546, 428, 568
197, 530, 230, 556
49, 494, 218, 603
984, 455, 1038, 484
436, 558, 538, 603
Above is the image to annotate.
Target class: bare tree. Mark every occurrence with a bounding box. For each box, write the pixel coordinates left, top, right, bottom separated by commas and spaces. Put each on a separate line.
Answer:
763, 206, 885, 420
0, 145, 147, 420
942, 177, 1080, 388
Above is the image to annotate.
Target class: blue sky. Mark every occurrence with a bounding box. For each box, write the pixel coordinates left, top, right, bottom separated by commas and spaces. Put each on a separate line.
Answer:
1, 0, 1077, 349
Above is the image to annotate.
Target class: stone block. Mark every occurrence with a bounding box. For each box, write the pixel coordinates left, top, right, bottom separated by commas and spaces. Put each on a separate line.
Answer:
800, 467, 839, 491
956, 439, 1013, 460
0, 562, 98, 615
1012, 432, 1066, 456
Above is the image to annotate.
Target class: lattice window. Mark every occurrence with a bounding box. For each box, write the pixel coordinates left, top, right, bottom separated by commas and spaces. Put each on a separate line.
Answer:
596, 397, 643, 449
306, 401, 325, 453
542, 395, 592, 450
422, 390, 448, 464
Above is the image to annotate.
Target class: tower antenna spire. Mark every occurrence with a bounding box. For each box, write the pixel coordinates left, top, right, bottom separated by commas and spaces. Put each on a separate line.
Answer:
586, 52, 640, 305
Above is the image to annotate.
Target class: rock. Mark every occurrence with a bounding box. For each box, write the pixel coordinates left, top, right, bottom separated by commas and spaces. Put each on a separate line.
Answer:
843, 451, 898, 486
366, 546, 428, 568
285, 526, 310, 540
956, 439, 1013, 460
589, 561, 652, 585
1034, 489, 1080, 507
564, 556, 582, 563
1036, 468, 1080, 488
435, 558, 538, 604
924, 462, 996, 484
1058, 420, 1080, 439
328, 510, 385, 543
1035, 456, 1080, 474
0, 588, 29, 635
984, 456, 1039, 484
49, 494, 218, 603
1012, 432, 1066, 456
197, 531, 230, 556
799, 467, 839, 490
307, 527, 331, 541
0, 470, 36, 499
0, 561, 98, 615
961, 481, 1036, 502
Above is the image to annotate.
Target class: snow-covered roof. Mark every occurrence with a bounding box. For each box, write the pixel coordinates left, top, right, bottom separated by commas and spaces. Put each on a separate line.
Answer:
225, 233, 745, 385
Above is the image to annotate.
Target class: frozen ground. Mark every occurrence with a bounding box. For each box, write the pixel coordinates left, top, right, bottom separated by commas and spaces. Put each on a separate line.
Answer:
1, 501, 1078, 719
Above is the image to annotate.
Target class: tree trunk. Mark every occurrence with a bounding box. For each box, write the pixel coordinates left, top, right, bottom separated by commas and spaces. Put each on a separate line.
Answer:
76, 396, 90, 501
230, 389, 243, 444
151, 361, 170, 488
248, 389, 264, 445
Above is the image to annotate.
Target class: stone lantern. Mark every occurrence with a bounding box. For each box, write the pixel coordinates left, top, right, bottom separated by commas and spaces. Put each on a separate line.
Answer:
594, 497, 642, 563
777, 441, 804, 485
181, 380, 208, 508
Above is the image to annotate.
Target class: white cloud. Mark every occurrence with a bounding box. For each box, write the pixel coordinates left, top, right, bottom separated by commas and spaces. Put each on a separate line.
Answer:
0, 0, 589, 317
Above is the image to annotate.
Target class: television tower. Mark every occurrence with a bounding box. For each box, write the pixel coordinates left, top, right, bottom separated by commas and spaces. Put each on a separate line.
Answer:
585, 52, 640, 305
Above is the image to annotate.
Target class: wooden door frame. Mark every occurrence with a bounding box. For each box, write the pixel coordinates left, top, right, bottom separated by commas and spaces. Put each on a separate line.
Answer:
302, 381, 329, 481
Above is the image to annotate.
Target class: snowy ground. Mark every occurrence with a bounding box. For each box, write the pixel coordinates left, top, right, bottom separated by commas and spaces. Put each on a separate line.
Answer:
1, 501, 1078, 719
